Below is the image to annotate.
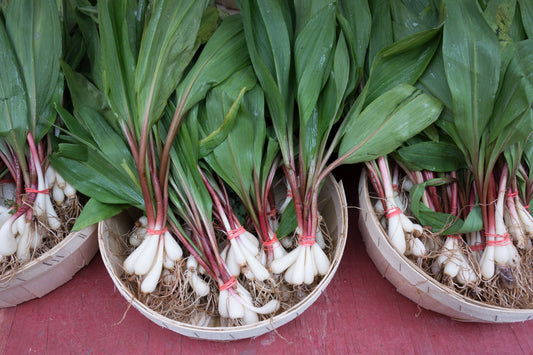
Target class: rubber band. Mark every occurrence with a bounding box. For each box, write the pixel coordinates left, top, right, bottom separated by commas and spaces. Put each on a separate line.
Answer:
385, 207, 402, 219
485, 233, 512, 247
470, 244, 485, 252
286, 189, 293, 198
447, 235, 462, 240
507, 191, 519, 198
146, 227, 168, 235
227, 226, 245, 240
25, 187, 50, 195
299, 235, 315, 247
219, 276, 236, 291
392, 184, 399, 191
263, 236, 279, 250
525, 205, 530, 210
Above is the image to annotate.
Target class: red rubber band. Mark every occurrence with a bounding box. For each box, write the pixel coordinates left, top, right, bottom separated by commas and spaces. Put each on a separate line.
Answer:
447, 235, 462, 240
385, 207, 402, 219
392, 184, 399, 191
470, 244, 485, 252
227, 226, 245, 240
146, 227, 168, 235
286, 189, 293, 198
25, 187, 50, 195
299, 235, 315, 247
263, 236, 279, 250
525, 205, 530, 210
507, 191, 519, 198
485, 233, 512, 247
219, 276, 236, 291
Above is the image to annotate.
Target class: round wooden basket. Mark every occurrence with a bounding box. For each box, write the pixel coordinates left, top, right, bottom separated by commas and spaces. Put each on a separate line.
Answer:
98, 174, 348, 340
358, 169, 533, 323
0, 224, 98, 308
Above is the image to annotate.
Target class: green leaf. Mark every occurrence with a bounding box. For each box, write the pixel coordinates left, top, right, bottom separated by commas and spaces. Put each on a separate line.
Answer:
339, 84, 443, 164
237, 0, 293, 160
176, 15, 250, 114
294, 1, 336, 126
199, 86, 247, 158
484, 0, 516, 48
61, 60, 114, 126
519, 0, 533, 39
67, 0, 103, 89
365, 26, 441, 104
0, 20, 28, 147
200, 69, 256, 201
72, 198, 129, 231
50, 148, 143, 208
417, 47, 453, 109
395, 141, 467, 172
276, 200, 298, 239
337, 0, 371, 71
135, 0, 208, 129
410, 179, 483, 234
6, 0, 62, 139
367, 0, 393, 71
98, 0, 137, 130
443, 0, 501, 164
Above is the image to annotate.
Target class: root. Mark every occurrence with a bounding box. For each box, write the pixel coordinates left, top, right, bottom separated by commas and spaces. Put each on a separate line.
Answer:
117, 217, 338, 327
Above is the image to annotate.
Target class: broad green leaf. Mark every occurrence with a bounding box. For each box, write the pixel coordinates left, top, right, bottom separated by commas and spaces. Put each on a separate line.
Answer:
294, 1, 336, 127
410, 179, 483, 234
390, 0, 434, 40
443, 0, 501, 164
77, 106, 136, 173
199, 87, 247, 158
68, 0, 103, 89
72, 198, 129, 231
6, 0, 62, 139
417, 47, 453, 109
367, 0, 393, 73
50, 146, 143, 207
0, 20, 27, 147
519, 0, 533, 39
237, 0, 293, 161
485, 40, 533, 170
276, 200, 298, 239
55, 105, 95, 149
176, 15, 250, 114
337, 0, 371, 70
61, 60, 114, 127
396, 141, 467, 172
293, 0, 331, 35
339, 84, 443, 164
135, 0, 208, 130
98, 0, 137, 130
200, 69, 256, 201
365, 26, 441, 104
196, 6, 219, 46
484, 0, 516, 48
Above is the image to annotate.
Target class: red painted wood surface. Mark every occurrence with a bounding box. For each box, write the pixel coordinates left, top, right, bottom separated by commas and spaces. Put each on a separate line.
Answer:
2, 166, 533, 354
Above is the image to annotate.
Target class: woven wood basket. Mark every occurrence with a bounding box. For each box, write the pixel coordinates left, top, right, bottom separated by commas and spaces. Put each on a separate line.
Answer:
98, 174, 348, 340
358, 169, 533, 323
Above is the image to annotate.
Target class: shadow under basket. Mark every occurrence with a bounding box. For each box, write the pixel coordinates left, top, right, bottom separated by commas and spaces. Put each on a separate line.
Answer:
358, 169, 533, 323
98, 174, 348, 341
0, 224, 98, 308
